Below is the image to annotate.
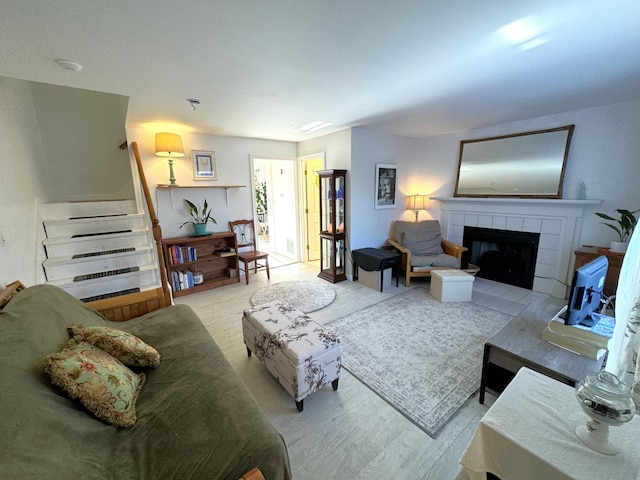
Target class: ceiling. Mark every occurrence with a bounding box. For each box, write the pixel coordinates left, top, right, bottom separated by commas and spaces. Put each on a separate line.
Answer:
2, 1, 639, 142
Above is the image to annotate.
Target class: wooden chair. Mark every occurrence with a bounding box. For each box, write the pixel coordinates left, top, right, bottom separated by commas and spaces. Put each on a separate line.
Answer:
229, 219, 270, 285
387, 220, 467, 287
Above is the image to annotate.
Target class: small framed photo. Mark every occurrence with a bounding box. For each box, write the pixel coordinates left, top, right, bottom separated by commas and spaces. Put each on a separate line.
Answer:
191, 150, 218, 180
375, 163, 397, 209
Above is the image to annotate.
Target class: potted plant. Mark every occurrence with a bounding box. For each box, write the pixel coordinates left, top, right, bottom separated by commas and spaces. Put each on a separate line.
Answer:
180, 199, 217, 236
595, 208, 639, 253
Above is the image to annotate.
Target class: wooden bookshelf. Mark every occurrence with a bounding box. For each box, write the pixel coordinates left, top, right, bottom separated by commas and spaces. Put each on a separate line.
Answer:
162, 232, 239, 297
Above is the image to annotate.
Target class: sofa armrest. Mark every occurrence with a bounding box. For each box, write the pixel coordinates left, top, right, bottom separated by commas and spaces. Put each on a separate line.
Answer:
239, 468, 266, 480
441, 239, 467, 264
86, 287, 167, 321
0, 280, 26, 310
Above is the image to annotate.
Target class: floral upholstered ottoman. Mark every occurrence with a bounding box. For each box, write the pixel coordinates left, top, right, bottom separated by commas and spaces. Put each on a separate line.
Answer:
242, 300, 341, 412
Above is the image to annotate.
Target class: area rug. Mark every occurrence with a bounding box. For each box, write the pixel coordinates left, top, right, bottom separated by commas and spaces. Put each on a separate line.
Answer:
327, 288, 512, 437
250, 280, 336, 313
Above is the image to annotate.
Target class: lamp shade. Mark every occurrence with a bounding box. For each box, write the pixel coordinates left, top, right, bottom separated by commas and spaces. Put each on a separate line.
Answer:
155, 132, 185, 157
406, 194, 428, 211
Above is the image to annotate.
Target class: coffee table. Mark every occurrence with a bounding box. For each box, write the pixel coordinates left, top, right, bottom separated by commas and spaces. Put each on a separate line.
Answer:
479, 298, 606, 404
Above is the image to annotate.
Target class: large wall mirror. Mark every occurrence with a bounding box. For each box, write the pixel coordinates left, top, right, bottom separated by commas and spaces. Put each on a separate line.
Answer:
454, 125, 574, 198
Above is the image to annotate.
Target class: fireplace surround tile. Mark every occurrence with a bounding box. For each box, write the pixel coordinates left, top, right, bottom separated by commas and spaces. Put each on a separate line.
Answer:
432, 197, 602, 298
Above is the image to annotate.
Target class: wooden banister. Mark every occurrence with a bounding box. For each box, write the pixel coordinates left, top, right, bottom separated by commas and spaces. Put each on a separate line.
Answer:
131, 141, 172, 307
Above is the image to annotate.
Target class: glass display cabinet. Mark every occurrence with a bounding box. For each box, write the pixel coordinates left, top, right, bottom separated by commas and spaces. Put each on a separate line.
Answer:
318, 169, 347, 283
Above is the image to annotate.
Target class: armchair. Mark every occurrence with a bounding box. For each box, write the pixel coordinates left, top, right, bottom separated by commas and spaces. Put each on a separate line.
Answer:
387, 220, 467, 287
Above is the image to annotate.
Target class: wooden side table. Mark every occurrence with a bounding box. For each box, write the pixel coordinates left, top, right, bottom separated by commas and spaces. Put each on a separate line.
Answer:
574, 245, 623, 296
479, 298, 605, 404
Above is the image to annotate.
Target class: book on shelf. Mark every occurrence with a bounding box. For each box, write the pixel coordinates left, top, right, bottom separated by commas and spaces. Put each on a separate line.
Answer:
547, 310, 614, 349
169, 245, 197, 265
541, 327, 607, 360
214, 247, 236, 257
170, 270, 195, 291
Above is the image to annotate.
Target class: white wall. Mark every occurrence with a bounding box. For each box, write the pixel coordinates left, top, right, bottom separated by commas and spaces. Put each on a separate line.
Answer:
348, 100, 640, 253
350, 128, 426, 250
0, 77, 49, 287
416, 100, 640, 248
2, 72, 638, 289
298, 129, 353, 273
30, 82, 134, 202
126, 126, 297, 238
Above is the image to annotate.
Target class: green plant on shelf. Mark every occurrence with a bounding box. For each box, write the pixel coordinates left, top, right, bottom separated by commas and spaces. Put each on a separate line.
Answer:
595, 208, 639, 242
180, 199, 217, 229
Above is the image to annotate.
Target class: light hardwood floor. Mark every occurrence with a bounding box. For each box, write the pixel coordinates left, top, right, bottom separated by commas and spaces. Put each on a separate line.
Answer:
175, 262, 548, 480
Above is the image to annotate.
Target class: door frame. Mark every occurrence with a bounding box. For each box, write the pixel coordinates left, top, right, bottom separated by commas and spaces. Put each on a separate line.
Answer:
298, 152, 325, 263
250, 155, 300, 262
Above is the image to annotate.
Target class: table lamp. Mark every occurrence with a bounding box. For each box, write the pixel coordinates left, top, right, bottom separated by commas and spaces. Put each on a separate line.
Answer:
155, 132, 185, 185
406, 194, 428, 222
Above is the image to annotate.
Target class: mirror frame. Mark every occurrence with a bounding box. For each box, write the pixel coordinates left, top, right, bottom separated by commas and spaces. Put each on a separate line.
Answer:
453, 125, 574, 199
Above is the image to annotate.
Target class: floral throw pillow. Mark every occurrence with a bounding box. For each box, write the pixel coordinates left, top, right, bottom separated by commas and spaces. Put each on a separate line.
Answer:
67, 324, 160, 368
44, 341, 145, 428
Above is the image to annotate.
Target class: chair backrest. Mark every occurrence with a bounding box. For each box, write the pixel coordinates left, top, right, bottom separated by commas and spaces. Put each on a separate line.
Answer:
393, 220, 442, 243
229, 219, 257, 251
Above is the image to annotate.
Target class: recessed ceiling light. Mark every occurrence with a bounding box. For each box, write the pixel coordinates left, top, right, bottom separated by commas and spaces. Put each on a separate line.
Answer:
55, 59, 83, 71
497, 17, 548, 50
298, 121, 333, 134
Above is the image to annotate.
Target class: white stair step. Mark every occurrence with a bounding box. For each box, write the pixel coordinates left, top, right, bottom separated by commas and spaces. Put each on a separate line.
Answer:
47, 265, 160, 300
43, 229, 151, 257
42, 246, 156, 281
79, 284, 163, 304
42, 200, 138, 219
43, 213, 146, 238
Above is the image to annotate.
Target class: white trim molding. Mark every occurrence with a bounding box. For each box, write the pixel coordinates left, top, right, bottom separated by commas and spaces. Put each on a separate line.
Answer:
431, 197, 602, 298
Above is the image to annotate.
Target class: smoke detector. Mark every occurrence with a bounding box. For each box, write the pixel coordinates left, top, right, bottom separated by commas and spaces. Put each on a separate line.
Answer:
187, 98, 201, 110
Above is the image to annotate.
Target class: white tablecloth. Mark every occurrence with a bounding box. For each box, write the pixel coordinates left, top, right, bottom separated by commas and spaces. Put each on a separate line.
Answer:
459, 368, 640, 480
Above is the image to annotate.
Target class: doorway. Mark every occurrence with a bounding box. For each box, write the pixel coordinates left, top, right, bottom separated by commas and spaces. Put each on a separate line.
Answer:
251, 153, 324, 270
251, 157, 298, 267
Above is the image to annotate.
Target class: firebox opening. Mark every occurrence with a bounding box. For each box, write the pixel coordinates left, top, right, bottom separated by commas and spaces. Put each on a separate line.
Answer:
462, 226, 540, 289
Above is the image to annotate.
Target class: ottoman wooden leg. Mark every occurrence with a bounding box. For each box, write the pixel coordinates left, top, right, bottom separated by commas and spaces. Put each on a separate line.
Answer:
295, 400, 304, 412
247, 347, 252, 357
332, 378, 339, 391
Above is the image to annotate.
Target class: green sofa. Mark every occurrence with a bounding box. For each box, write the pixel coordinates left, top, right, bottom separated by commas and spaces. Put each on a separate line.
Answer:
0, 284, 291, 480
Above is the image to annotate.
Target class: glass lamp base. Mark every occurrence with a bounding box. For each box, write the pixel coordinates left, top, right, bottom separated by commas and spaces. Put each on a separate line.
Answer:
576, 419, 618, 455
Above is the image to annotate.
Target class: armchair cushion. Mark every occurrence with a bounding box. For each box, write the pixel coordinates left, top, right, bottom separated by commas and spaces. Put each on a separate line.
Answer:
402, 230, 444, 256
394, 220, 461, 269
412, 254, 460, 269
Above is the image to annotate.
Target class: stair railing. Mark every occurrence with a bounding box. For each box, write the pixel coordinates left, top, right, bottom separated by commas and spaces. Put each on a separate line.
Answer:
130, 141, 172, 307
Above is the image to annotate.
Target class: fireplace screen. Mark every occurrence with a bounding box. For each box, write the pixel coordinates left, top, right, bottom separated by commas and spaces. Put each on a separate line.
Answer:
463, 226, 540, 289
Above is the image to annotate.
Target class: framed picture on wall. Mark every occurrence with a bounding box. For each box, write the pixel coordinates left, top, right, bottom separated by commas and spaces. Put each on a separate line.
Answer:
191, 150, 218, 180
375, 163, 397, 209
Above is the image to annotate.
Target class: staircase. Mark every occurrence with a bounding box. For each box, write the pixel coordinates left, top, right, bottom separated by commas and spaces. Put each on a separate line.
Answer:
42, 200, 163, 302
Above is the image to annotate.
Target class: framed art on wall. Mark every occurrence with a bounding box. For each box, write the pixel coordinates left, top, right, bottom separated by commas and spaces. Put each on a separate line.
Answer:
375, 163, 397, 209
191, 150, 218, 180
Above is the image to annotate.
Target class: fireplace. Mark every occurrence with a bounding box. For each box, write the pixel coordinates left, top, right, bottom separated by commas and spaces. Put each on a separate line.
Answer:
433, 197, 600, 298
463, 226, 540, 289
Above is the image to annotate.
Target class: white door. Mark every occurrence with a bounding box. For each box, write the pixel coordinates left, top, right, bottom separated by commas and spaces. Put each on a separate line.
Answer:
252, 157, 298, 266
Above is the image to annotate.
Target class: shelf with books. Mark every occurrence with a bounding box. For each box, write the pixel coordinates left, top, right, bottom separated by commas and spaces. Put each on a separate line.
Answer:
161, 232, 239, 297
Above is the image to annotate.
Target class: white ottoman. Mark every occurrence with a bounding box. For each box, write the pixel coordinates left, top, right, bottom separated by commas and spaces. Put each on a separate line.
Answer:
430, 270, 475, 302
242, 300, 341, 412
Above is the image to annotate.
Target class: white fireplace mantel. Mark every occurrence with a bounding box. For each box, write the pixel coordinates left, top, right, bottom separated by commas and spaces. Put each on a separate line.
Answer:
430, 197, 602, 298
